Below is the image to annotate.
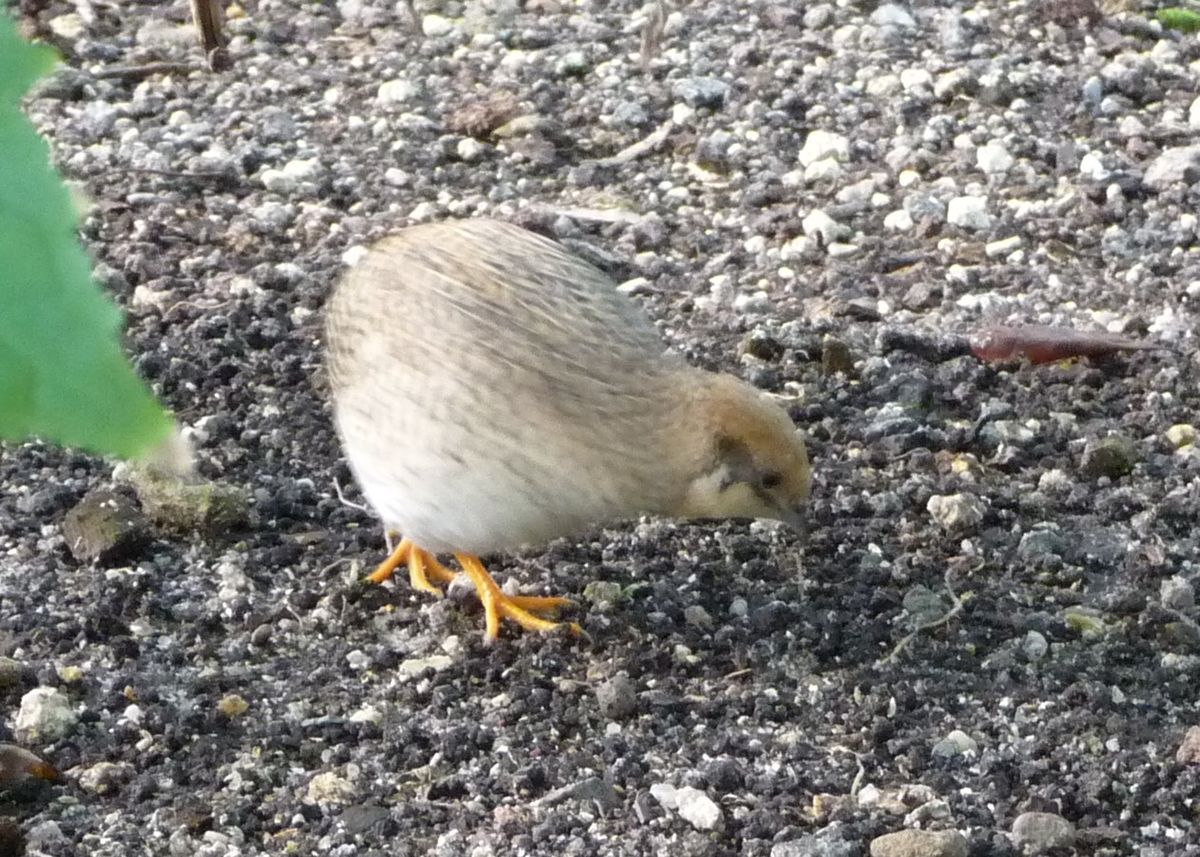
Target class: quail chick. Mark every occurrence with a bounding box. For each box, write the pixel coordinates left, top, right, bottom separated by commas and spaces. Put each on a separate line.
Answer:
325, 219, 811, 640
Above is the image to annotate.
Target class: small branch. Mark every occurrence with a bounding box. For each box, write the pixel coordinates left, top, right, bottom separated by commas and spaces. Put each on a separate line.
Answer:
877, 567, 967, 667
93, 62, 199, 80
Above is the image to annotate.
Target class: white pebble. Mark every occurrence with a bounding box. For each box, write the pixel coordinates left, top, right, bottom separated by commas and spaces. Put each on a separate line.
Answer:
798, 129, 849, 166
946, 195, 991, 230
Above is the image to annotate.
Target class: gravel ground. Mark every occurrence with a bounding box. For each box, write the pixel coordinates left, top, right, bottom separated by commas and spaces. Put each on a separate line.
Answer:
4, 0, 1200, 854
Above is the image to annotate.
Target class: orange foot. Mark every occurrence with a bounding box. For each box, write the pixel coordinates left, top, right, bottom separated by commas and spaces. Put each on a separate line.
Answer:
364, 536, 581, 641
454, 553, 583, 642
366, 536, 456, 597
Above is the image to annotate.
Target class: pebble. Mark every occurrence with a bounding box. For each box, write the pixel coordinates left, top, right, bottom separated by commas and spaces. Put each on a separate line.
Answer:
1166, 424, 1196, 449
596, 673, 638, 720
926, 494, 985, 530
884, 210, 913, 231
1080, 435, 1137, 480
1143, 146, 1200, 192
870, 829, 969, 857
16, 687, 77, 742
799, 129, 849, 166
1022, 630, 1049, 660
931, 729, 978, 758
377, 79, 418, 106
673, 78, 729, 109
1010, 812, 1075, 853
984, 235, 1021, 257
78, 761, 133, 795
421, 14, 455, 37
1161, 576, 1195, 612
946, 196, 991, 230
1190, 95, 1200, 130
305, 771, 357, 806
870, 4, 916, 28
976, 142, 1013, 175
1175, 725, 1200, 764
674, 786, 723, 831
802, 209, 845, 244
61, 490, 150, 564
397, 655, 454, 678
261, 158, 325, 194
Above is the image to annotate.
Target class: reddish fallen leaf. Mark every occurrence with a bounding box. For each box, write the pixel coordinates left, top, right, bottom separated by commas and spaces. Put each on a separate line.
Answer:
0, 744, 57, 784
970, 324, 1163, 365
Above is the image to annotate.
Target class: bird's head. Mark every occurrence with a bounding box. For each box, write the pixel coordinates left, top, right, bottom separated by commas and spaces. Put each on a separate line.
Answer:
671, 373, 811, 532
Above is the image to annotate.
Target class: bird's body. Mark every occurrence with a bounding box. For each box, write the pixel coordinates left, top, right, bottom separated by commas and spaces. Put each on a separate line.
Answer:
325, 219, 811, 639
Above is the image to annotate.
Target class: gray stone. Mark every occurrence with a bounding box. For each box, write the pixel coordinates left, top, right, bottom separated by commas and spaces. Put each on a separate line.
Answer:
62, 490, 151, 564
1144, 146, 1200, 192
674, 786, 723, 831
672, 77, 730, 109
596, 673, 638, 719
1080, 435, 1137, 480
1011, 812, 1075, 853
131, 469, 249, 536
870, 829, 968, 857
15, 688, 77, 742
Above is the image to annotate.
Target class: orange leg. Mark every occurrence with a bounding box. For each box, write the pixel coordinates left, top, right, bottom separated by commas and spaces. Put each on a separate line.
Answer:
366, 536, 457, 597
454, 553, 581, 641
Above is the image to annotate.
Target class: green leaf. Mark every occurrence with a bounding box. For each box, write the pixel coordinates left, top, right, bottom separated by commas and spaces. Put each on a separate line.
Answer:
1159, 8, 1200, 32
0, 10, 173, 460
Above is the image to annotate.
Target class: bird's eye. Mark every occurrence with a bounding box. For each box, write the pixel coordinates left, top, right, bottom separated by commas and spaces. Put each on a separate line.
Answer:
760, 471, 783, 490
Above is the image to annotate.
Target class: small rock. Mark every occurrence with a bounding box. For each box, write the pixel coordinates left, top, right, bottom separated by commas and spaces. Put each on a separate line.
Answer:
803, 209, 846, 245
799, 129, 849, 166
926, 494, 985, 530
533, 776, 621, 814
1161, 576, 1195, 612
15, 688, 77, 742
596, 674, 637, 720
672, 77, 729, 109
0, 658, 26, 690
456, 138, 485, 161
131, 469, 249, 536
305, 771, 357, 806
1144, 146, 1200, 192
396, 655, 454, 679
377, 79, 418, 106
884, 209, 914, 231
217, 694, 249, 718
1175, 725, 1200, 764
1017, 527, 1066, 560
547, 42, 590, 72
985, 236, 1021, 258
946, 196, 991, 230
976, 143, 1014, 175
261, 158, 325, 194
1010, 812, 1075, 854
772, 823, 858, 857
1080, 435, 1137, 480
870, 829, 969, 857
1022, 630, 1048, 661
674, 786, 723, 831
421, 14, 455, 37
821, 336, 855, 376
77, 761, 133, 795
870, 4, 915, 28
1166, 424, 1196, 449
61, 490, 151, 564
931, 729, 978, 758
683, 605, 714, 630
900, 68, 933, 92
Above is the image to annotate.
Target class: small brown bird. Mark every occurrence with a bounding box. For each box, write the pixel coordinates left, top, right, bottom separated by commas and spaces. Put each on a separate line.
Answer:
324, 219, 811, 640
